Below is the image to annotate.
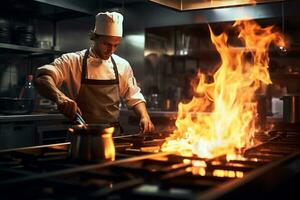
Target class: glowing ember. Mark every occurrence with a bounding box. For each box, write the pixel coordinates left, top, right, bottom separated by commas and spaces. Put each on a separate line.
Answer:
161, 20, 286, 158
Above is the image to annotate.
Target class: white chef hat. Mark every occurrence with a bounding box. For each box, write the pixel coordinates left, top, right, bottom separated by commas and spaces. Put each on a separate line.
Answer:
94, 12, 123, 37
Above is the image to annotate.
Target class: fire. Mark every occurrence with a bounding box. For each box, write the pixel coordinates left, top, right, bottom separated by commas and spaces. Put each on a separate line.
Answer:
161, 20, 286, 158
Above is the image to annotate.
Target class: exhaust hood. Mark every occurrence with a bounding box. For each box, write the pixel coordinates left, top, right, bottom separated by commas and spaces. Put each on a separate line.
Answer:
148, 0, 284, 11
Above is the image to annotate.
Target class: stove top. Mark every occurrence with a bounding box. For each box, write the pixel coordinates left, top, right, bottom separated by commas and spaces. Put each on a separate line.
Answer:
1, 131, 300, 200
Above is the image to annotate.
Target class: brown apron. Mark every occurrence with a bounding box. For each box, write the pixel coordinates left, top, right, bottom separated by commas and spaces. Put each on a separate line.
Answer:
76, 49, 121, 135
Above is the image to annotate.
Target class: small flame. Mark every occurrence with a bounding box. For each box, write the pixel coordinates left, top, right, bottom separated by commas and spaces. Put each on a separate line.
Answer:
161, 20, 286, 158
213, 169, 244, 178
187, 166, 207, 176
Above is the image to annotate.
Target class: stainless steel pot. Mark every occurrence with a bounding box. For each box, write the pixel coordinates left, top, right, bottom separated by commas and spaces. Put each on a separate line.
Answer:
282, 94, 300, 123
68, 124, 115, 162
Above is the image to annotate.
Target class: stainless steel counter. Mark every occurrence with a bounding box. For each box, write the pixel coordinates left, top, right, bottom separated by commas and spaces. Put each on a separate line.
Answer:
120, 109, 177, 118
0, 111, 282, 123
0, 113, 67, 122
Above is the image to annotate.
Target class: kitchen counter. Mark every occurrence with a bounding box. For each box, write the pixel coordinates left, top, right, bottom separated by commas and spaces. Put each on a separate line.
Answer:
120, 109, 177, 133
0, 113, 67, 123
121, 109, 177, 117
122, 109, 284, 123
0, 110, 177, 123
0, 111, 282, 123
0, 113, 69, 149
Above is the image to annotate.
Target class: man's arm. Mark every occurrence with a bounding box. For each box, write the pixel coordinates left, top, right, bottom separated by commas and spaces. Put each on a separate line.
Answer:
35, 75, 67, 105
34, 75, 81, 119
132, 102, 155, 133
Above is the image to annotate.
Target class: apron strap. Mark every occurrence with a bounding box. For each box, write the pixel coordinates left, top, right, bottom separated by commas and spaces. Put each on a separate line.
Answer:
111, 56, 119, 84
81, 49, 89, 83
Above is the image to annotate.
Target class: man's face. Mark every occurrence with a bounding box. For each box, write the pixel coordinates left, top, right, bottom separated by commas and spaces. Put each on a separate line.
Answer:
93, 35, 122, 60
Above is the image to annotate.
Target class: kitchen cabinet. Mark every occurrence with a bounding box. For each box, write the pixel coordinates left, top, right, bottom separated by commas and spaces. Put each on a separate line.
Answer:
0, 121, 35, 149
35, 120, 70, 145
0, 113, 70, 149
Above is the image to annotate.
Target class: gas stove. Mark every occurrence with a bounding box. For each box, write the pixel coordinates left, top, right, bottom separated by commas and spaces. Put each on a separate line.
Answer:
1, 130, 300, 200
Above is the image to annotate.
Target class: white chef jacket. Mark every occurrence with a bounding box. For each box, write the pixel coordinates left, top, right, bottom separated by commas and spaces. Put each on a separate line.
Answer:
36, 49, 145, 109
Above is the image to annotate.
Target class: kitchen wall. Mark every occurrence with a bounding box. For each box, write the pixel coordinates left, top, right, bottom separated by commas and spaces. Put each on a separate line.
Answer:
2, 0, 300, 106
114, 1, 300, 107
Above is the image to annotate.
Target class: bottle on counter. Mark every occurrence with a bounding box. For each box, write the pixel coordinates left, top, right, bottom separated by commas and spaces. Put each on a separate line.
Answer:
147, 85, 161, 111
150, 93, 159, 110
16, 74, 36, 114
19, 75, 36, 99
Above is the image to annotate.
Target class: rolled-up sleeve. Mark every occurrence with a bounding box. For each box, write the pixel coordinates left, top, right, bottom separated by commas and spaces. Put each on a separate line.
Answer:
36, 53, 73, 87
121, 63, 146, 109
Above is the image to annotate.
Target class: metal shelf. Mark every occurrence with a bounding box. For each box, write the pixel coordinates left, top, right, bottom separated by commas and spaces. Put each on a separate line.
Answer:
0, 43, 63, 56
0, 0, 94, 21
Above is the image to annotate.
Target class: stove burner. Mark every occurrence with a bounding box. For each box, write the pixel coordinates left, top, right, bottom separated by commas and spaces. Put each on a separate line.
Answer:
0, 130, 300, 200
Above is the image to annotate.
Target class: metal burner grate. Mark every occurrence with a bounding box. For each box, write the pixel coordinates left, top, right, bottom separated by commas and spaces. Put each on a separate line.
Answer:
0, 131, 300, 199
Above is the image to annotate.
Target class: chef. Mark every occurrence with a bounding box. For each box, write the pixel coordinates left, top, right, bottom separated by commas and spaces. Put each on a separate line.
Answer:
35, 11, 155, 135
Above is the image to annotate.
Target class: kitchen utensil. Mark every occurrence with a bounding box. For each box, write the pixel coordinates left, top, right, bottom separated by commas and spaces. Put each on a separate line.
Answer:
68, 124, 115, 162
37, 40, 51, 49
282, 94, 300, 123
14, 25, 36, 47
74, 113, 87, 128
0, 18, 11, 43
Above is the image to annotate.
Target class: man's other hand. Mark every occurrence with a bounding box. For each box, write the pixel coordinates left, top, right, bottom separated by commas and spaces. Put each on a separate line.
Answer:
139, 117, 155, 134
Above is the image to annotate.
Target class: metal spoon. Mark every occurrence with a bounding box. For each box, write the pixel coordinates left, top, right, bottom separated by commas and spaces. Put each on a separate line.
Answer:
75, 113, 87, 128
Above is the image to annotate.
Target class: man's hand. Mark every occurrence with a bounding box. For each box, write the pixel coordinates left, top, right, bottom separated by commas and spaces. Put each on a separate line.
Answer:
57, 99, 82, 121
133, 102, 155, 134
139, 116, 155, 134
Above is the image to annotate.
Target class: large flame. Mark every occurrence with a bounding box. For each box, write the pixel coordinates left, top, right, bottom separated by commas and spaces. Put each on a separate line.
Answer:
161, 20, 286, 158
